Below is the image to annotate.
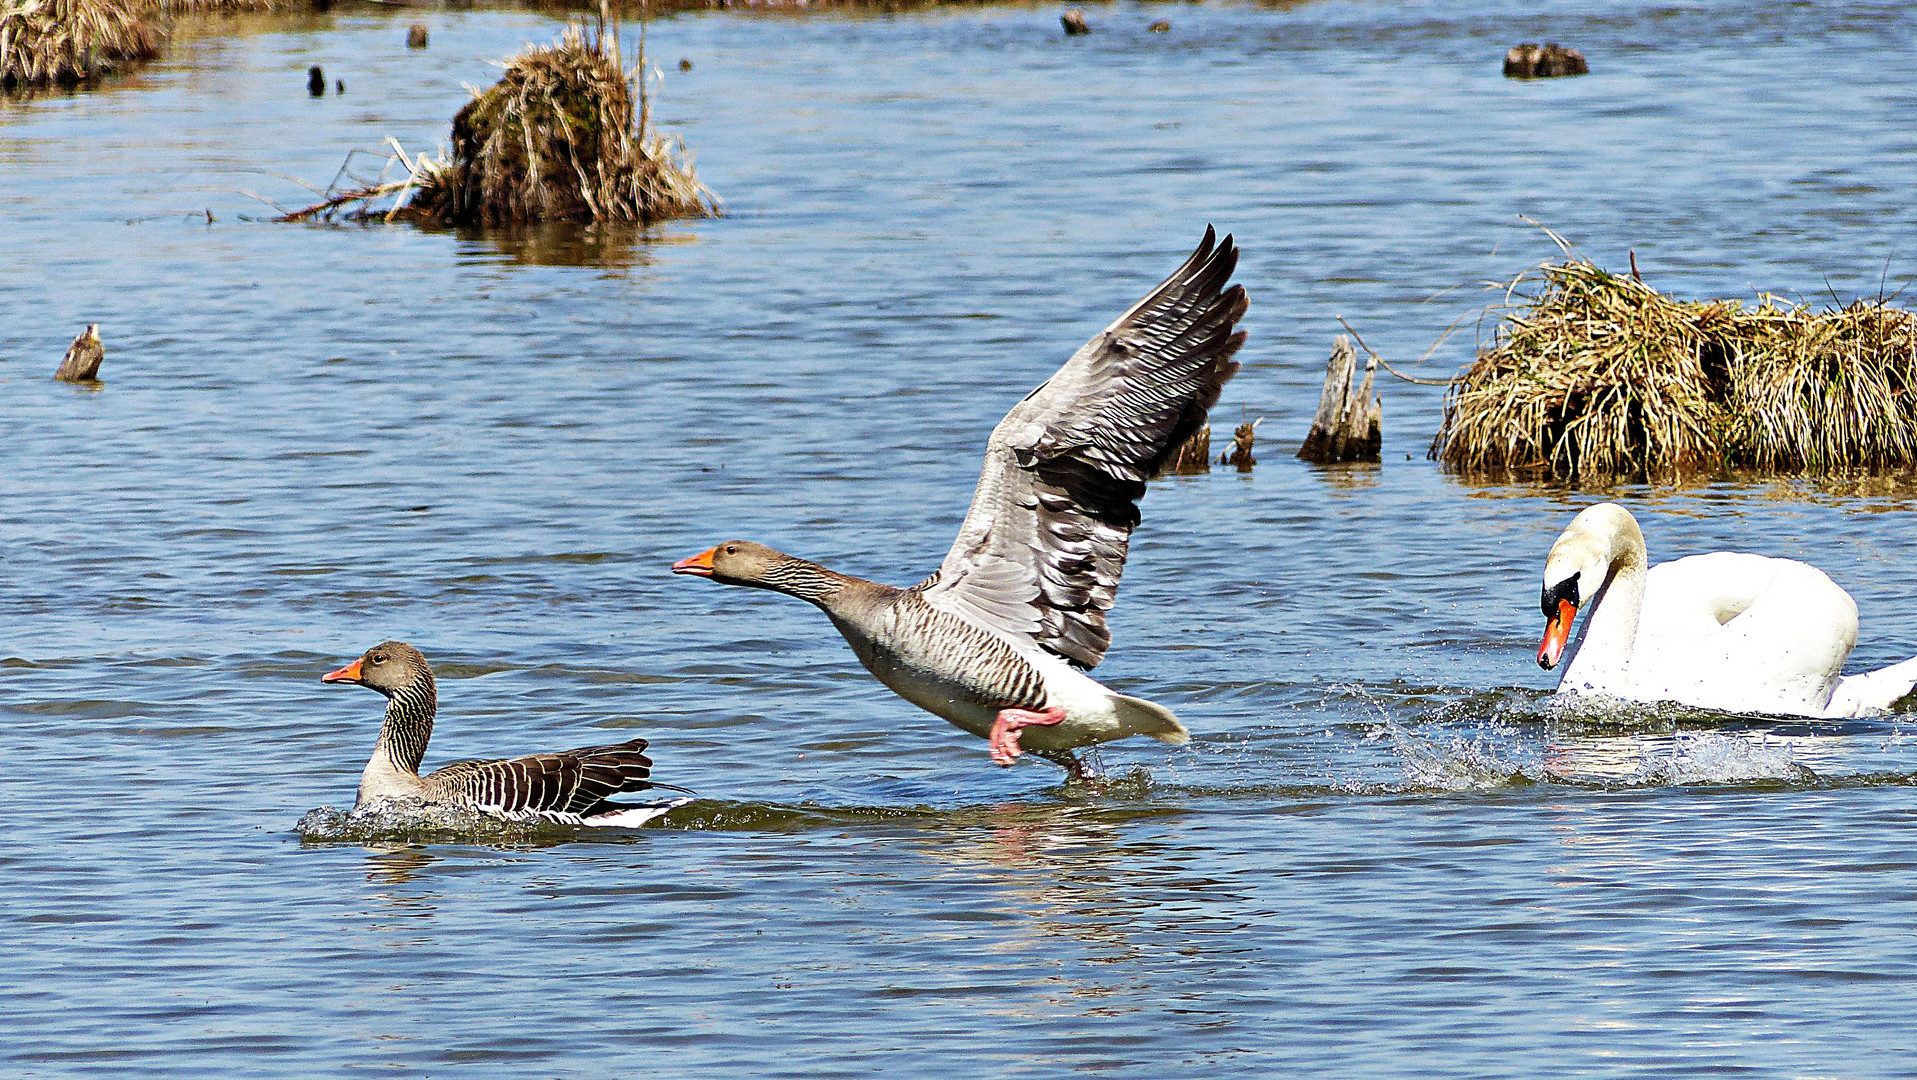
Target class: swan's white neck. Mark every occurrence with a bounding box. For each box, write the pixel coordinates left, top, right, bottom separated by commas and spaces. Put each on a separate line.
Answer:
1559, 561, 1644, 695
1554, 509, 1649, 697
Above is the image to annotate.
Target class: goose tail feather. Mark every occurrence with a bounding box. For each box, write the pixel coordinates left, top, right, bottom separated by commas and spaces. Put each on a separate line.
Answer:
580, 797, 695, 829
1113, 693, 1189, 745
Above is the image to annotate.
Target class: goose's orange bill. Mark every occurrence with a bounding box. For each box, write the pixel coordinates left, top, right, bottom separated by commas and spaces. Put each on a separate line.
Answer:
1538, 599, 1576, 670
672, 548, 717, 576
321, 659, 364, 683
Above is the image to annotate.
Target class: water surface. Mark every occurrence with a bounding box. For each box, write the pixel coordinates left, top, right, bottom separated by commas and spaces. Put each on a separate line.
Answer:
6, 1, 1917, 1075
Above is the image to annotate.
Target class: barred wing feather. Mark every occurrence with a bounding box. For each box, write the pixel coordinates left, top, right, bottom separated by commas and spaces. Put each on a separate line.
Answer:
917, 228, 1246, 669
425, 738, 662, 820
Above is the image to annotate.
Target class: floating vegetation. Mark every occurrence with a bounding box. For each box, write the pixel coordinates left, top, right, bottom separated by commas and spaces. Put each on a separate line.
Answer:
1, 0, 163, 90
1432, 258, 1917, 480
419, 24, 712, 224
282, 22, 716, 227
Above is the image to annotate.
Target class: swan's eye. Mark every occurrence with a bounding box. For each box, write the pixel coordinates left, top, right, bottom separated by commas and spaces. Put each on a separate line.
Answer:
1541, 576, 1580, 618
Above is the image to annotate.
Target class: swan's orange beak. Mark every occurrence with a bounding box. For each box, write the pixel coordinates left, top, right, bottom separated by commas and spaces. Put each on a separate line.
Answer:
321, 658, 364, 684
672, 547, 717, 576
1538, 600, 1576, 669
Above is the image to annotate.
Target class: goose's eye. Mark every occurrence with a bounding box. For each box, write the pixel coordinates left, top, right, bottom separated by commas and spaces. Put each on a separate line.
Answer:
725, 545, 738, 555
372, 653, 387, 665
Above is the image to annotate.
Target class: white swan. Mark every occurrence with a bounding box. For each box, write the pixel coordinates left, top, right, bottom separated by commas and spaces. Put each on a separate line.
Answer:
1535, 503, 1917, 717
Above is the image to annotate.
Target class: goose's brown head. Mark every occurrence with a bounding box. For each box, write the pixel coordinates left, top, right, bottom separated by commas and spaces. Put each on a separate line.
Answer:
672, 541, 790, 588
321, 640, 432, 698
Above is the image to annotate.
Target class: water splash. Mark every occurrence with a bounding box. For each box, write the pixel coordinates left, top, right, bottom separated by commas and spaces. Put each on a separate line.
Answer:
1327, 682, 1539, 792
1332, 681, 1833, 791
296, 797, 687, 844
1370, 717, 1539, 791
1629, 732, 1816, 785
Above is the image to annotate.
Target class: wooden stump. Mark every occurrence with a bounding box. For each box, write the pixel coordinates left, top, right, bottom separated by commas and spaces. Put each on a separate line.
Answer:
1223, 421, 1258, 470
1154, 425, 1211, 477
307, 66, 325, 96
407, 24, 429, 49
1503, 42, 1587, 78
1061, 10, 1090, 35
1297, 335, 1382, 463
55, 324, 104, 381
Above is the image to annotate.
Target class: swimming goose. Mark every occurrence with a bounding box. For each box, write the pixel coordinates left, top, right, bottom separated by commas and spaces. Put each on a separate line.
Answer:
1537, 503, 1917, 717
322, 641, 690, 826
674, 228, 1247, 777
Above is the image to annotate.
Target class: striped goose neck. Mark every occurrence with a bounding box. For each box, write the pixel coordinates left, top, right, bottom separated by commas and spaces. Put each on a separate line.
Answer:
759, 557, 851, 606
373, 674, 437, 776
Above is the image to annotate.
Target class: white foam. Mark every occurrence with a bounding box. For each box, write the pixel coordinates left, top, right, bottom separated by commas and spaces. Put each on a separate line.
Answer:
296, 795, 691, 841
1633, 732, 1812, 785
1373, 717, 1535, 791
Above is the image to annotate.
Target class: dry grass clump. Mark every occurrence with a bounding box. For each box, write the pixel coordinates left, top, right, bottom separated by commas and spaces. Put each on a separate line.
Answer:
1433, 260, 1917, 479
153, 0, 294, 14
409, 24, 715, 226
1719, 298, 1917, 472
1, 0, 163, 89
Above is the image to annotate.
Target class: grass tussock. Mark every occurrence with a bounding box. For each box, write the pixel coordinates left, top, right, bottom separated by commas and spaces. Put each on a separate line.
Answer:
1, 0, 163, 89
1433, 260, 1917, 479
410, 23, 716, 226
153, 0, 295, 14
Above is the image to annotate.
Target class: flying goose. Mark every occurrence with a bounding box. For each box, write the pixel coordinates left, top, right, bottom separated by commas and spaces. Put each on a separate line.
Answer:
1537, 503, 1917, 717
322, 641, 690, 826
674, 228, 1247, 778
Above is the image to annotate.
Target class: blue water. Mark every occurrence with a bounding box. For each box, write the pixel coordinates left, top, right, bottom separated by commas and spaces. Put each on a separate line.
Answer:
6, 0, 1917, 1074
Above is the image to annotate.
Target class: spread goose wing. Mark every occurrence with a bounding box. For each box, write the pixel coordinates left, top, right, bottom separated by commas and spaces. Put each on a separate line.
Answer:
428, 737, 681, 819
915, 228, 1247, 669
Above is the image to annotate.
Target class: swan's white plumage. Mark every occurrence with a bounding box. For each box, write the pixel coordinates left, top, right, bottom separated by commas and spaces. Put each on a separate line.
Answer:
1542, 504, 1916, 718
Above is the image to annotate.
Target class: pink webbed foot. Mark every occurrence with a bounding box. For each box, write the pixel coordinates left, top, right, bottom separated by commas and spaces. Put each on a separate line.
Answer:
989, 705, 1068, 766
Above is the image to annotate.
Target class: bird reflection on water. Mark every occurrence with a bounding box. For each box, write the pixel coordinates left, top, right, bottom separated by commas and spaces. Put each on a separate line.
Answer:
364, 844, 440, 890
906, 804, 1255, 1019
361, 845, 443, 928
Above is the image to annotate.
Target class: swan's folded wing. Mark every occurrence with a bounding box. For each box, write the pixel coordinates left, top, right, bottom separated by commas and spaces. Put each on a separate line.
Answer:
1637, 554, 1858, 714
1828, 655, 1917, 717
427, 737, 661, 818
917, 228, 1246, 669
